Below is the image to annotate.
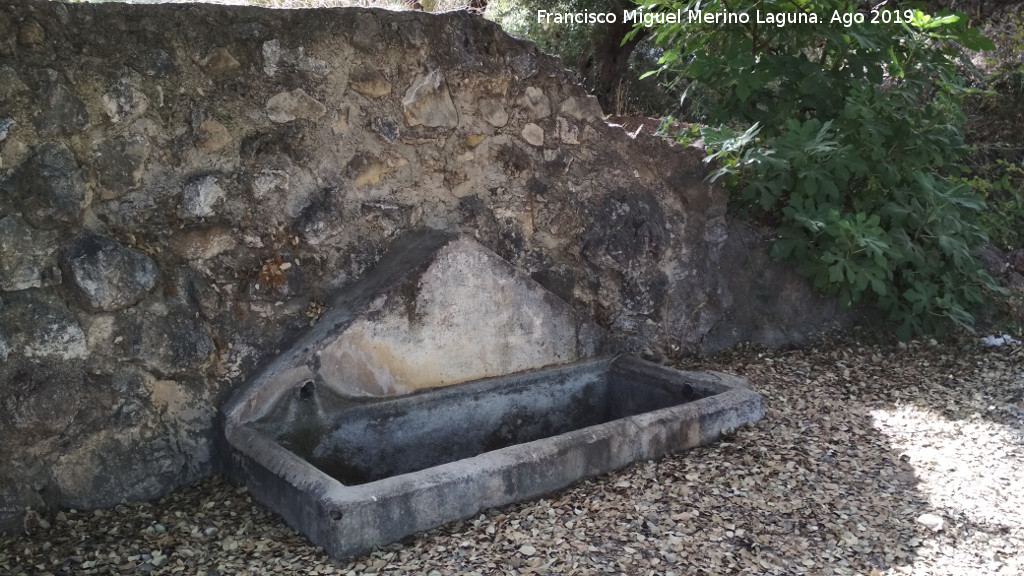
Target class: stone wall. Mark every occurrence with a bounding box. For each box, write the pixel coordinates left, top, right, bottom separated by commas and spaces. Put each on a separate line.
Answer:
0, 0, 839, 530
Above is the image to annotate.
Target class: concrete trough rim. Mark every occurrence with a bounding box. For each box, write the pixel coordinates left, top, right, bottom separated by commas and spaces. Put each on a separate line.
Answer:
224, 355, 765, 558
227, 354, 753, 484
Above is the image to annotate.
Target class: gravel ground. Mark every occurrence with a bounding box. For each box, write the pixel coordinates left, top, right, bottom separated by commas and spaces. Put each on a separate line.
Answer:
2, 330, 1022, 575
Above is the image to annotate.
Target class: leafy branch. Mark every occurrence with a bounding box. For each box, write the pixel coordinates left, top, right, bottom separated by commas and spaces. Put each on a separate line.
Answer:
639, 0, 1001, 338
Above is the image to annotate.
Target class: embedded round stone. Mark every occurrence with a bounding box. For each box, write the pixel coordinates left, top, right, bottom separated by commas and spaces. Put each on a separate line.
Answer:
402, 70, 458, 128
0, 291, 87, 361
349, 67, 392, 98
521, 123, 544, 147
266, 89, 326, 123
0, 214, 61, 292
61, 233, 159, 312
180, 175, 226, 220
517, 86, 551, 120
2, 142, 87, 229
33, 71, 90, 137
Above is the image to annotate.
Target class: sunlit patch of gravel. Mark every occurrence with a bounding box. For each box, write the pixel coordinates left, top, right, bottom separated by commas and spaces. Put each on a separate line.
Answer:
2, 330, 1021, 575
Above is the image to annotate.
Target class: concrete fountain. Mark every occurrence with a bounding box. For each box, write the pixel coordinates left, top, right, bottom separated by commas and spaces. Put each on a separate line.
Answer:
222, 229, 764, 559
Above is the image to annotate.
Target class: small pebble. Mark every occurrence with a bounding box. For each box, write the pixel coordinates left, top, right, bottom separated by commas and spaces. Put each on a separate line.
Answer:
917, 513, 945, 532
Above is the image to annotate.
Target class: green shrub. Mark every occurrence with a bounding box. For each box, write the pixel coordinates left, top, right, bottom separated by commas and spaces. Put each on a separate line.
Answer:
960, 157, 1024, 250
984, 9, 1024, 94
636, 0, 1003, 339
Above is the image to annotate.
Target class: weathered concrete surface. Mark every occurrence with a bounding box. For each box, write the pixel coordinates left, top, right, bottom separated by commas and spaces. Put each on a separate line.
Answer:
0, 0, 841, 530
225, 356, 765, 559
317, 234, 607, 396
227, 230, 609, 425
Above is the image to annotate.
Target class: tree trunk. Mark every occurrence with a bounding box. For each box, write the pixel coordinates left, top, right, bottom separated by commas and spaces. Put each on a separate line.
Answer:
583, 2, 649, 113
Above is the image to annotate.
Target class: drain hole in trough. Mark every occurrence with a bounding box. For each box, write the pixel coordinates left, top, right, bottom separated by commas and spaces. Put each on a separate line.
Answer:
298, 380, 315, 400
329, 509, 344, 521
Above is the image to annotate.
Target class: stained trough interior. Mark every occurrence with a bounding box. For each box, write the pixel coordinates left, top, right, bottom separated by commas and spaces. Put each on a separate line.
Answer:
252, 358, 717, 485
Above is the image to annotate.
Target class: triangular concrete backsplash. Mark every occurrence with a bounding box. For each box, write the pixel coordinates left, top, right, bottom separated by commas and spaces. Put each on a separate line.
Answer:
226, 230, 608, 424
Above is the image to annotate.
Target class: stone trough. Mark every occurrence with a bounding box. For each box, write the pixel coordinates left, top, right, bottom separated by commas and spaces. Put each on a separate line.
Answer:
222, 230, 765, 559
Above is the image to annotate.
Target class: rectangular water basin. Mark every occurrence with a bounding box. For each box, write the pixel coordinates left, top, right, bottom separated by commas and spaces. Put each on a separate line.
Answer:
223, 355, 764, 559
